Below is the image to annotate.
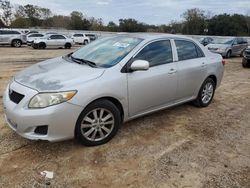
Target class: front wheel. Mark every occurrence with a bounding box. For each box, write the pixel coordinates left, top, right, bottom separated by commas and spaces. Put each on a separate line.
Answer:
65, 43, 72, 49
75, 100, 121, 146
83, 40, 88, 45
193, 78, 215, 107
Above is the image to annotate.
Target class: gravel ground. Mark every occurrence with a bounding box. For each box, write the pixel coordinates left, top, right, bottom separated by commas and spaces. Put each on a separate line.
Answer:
0, 46, 250, 188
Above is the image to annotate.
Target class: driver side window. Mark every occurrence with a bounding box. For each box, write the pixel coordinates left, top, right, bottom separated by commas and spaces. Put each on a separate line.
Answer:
134, 40, 173, 67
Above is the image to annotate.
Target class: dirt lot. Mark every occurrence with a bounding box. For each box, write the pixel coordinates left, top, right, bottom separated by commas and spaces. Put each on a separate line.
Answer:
0, 46, 250, 188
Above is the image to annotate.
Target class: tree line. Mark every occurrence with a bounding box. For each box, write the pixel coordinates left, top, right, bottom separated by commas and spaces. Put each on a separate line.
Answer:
1, 0, 250, 36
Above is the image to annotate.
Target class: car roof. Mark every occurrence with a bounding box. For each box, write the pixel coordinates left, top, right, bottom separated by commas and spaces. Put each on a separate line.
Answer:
114, 33, 193, 41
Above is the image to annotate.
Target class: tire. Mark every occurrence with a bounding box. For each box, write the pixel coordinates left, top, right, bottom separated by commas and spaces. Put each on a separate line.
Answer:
193, 78, 215, 108
75, 100, 121, 146
11, 39, 22, 48
83, 40, 88, 45
65, 43, 71, 49
240, 49, 245, 57
32, 43, 39, 49
242, 61, 247, 68
39, 42, 46, 49
242, 59, 250, 68
225, 50, 232, 59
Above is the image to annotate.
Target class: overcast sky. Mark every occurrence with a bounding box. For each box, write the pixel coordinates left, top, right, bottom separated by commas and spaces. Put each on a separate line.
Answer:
9, 0, 250, 25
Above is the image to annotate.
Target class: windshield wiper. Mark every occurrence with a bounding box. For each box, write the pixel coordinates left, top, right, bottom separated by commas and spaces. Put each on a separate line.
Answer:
70, 55, 97, 68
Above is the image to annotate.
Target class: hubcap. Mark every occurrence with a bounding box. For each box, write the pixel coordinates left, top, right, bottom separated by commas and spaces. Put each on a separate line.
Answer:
14, 41, 20, 47
80, 108, 115, 141
201, 82, 214, 104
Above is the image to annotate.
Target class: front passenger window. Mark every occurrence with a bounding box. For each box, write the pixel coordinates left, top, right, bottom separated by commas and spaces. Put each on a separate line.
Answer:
134, 40, 173, 67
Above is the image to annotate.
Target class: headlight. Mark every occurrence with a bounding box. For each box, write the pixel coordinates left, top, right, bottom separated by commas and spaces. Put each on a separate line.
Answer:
28, 90, 77, 108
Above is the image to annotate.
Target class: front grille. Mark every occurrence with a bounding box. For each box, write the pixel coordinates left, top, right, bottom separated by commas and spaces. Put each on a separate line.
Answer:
9, 89, 25, 104
245, 50, 250, 56
208, 47, 218, 51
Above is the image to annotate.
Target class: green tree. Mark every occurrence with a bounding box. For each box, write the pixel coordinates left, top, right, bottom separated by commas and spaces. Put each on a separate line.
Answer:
89, 17, 104, 31
208, 14, 248, 36
0, 18, 5, 27
68, 11, 90, 30
0, 0, 13, 26
182, 8, 206, 35
10, 17, 30, 28
119, 18, 146, 32
107, 21, 118, 32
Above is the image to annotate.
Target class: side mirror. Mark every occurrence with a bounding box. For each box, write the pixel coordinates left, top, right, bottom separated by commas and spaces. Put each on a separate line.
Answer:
130, 60, 149, 71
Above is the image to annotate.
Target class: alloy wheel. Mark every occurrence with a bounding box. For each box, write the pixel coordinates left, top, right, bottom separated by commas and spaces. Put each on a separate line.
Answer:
80, 108, 115, 141
201, 82, 214, 104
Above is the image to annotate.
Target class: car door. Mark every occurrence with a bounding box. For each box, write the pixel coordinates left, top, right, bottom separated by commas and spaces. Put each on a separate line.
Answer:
127, 39, 178, 116
174, 39, 207, 101
0, 30, 10, 43
46, 35, 57, 47
56, 35, 66, 47
231, 38, 241, 55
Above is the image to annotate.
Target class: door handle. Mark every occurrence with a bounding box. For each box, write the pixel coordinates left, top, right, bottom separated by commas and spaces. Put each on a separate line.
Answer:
201, 62, 207, 67
168, 68, 177, 74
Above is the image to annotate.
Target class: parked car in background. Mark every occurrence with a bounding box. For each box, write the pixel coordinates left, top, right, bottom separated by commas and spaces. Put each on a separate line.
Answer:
85, 33, 98, 41
72, 33, 90, 45
242, 46, 250, 68
32, 34, 73, 49
207, 37, 248, 58
3, 34, 224, 146
200, 37, 214, 46
0, 29, 26, 47
25, 30, 39, 35
26, 33, 45, 46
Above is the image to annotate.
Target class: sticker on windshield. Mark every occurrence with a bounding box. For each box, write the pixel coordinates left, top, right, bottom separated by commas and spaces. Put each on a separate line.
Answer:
113, 42, 130, 48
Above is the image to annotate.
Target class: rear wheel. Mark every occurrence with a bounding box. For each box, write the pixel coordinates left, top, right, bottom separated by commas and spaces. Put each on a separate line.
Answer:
65, 43, 71, 49
75, 100, 121, 146
83, 40, 88, 45
193, 78, 215, 107
225, 50, 232, 59
242, 59, 250, 68
11, 39, 22, 47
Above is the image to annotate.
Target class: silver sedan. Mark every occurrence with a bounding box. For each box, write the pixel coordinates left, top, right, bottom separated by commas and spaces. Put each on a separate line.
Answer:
3, 34, 224, 146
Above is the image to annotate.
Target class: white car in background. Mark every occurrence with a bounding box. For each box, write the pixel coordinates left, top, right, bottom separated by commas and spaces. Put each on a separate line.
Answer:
72, 33, 90, 45
26, 33, 45, 46
32, 34, 73, 49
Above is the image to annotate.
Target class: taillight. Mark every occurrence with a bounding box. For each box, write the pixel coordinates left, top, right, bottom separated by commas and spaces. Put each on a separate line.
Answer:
222, 59, 225, 66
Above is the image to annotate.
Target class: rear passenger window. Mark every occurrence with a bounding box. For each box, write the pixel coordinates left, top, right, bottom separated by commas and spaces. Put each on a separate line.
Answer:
134, 40, 173, 67
50, 35, 66, 39
175, 40, 204, 61
74, 34, 83, 37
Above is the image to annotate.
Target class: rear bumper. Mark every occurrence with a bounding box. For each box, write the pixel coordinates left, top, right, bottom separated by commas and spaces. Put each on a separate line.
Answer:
3, 81, 83, 142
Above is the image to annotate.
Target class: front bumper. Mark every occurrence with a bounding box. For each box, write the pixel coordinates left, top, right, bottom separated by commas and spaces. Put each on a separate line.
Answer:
3, 80, 83, 142
208, 49, 227, 57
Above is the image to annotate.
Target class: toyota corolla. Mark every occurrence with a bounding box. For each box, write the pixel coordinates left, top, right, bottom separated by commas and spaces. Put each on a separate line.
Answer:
3, 34, 224, 146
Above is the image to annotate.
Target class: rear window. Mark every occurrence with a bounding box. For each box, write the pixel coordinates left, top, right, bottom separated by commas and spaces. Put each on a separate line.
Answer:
0, 30, 20, 35
50, 35, 66, 39
73, 34, 84, 37
175, 40, 204, 61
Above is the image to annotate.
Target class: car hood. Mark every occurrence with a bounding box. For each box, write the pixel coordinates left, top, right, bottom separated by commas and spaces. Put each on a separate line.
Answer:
207, 43, 229, 49
14, 57, 105, 91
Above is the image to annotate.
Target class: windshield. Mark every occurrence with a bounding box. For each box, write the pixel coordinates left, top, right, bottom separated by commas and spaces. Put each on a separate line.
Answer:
71, 36, 143, 68
212, 37, 234, 44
